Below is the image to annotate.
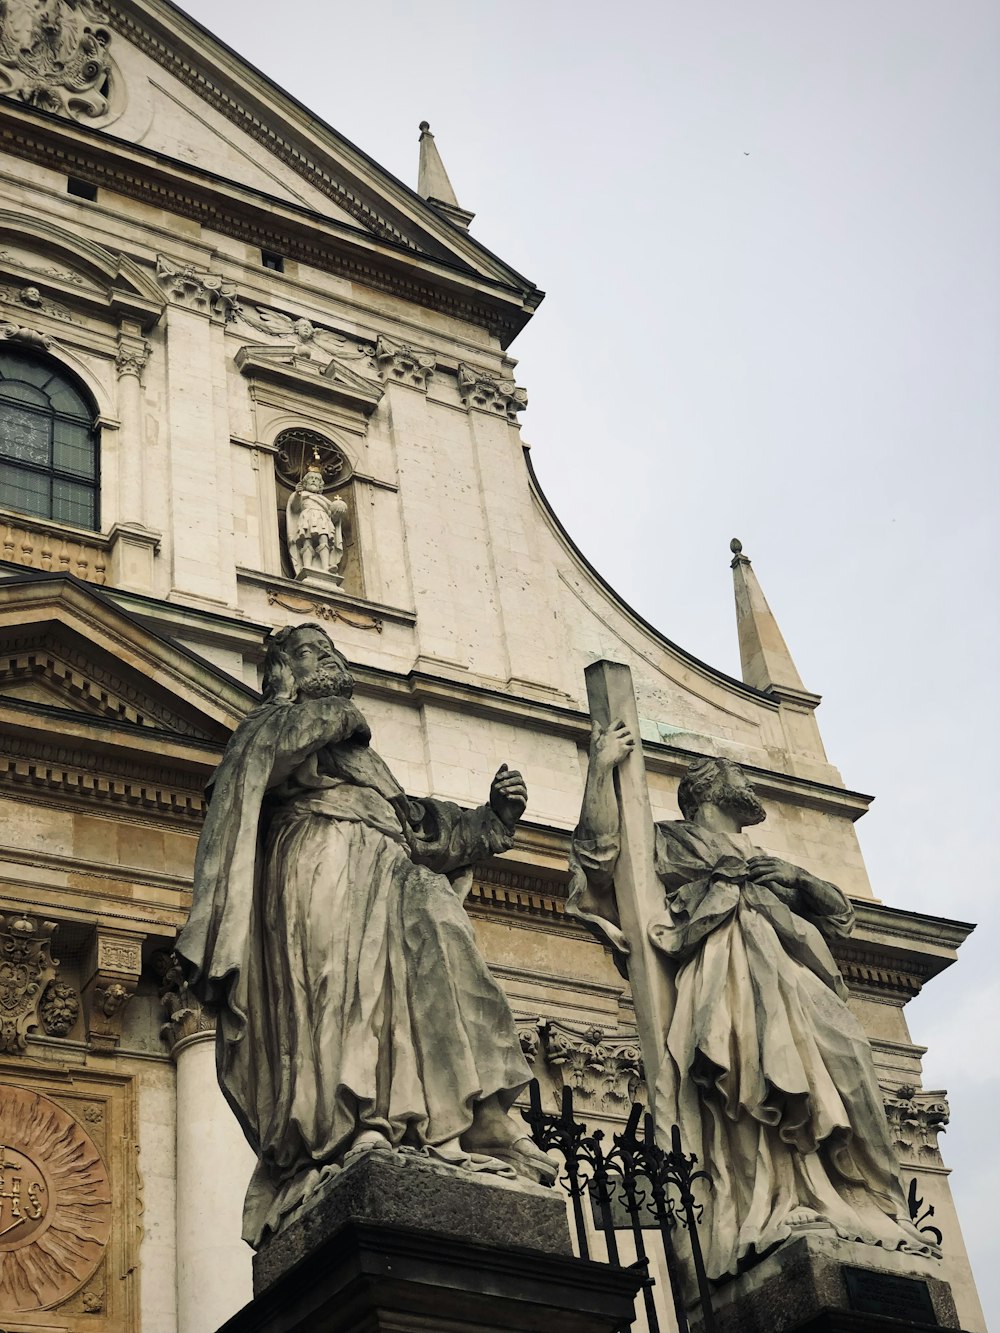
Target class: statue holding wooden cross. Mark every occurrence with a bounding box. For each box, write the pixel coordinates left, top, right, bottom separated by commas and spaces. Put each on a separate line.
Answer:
568, 661, 932, 1285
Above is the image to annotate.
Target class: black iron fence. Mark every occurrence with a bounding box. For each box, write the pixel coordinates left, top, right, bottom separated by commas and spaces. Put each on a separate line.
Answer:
523, 1080, 946, 1333
522, 1081, 717, 1333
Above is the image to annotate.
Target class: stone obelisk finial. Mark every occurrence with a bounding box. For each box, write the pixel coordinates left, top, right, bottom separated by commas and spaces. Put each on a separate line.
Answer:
417, 121, 475, 230
729, 538, 808, 695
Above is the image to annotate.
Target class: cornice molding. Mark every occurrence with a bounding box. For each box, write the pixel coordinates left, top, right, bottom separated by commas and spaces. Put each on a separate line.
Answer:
0, 108, 533, 345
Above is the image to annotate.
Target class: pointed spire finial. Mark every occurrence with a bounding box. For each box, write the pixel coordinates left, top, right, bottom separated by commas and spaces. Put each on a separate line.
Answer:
417, 120, 475, 230
730, 538, 808, 695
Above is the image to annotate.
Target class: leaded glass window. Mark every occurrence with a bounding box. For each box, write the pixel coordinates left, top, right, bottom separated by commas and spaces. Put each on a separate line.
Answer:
0, 350, 99, 530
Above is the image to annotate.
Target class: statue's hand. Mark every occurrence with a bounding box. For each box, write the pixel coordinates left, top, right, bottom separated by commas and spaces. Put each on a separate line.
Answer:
489, 764, 527, 830
590, 719, 635, 772
746, 855, 801, 891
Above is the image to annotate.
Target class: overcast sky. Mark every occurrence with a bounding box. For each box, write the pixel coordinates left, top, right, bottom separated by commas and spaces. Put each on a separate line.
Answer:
196, 1, 999, 1319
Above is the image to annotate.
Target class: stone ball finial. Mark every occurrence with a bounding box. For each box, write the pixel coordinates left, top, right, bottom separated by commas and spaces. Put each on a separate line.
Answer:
730, 537, 743, 555
419, 120, 431, 133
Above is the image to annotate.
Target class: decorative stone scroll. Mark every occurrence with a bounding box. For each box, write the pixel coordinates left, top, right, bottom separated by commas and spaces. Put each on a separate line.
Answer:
884, 1085, 950, 1162
457, 362, 527, 419
0, 914, 58, 1053
375, 334, 435, 390
0, 1084, 112, 1313
155, 256, 240, 322
0, 0, 113, 122
0, 321, 54, 350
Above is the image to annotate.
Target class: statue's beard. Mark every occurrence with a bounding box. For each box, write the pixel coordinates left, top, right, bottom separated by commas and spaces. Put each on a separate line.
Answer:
296, 664, 354, 699
719, 784, 767, 827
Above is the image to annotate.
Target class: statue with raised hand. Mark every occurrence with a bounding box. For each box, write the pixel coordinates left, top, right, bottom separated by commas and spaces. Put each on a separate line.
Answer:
177, 622, 553, 1247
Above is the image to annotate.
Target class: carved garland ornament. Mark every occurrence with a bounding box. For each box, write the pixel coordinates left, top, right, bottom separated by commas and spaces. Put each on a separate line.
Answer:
0, 0, 114, 123
0, 1085, 112, 1312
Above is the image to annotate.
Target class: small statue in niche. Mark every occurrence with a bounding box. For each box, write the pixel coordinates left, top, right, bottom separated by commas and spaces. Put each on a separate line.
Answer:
285, 454, 349, 582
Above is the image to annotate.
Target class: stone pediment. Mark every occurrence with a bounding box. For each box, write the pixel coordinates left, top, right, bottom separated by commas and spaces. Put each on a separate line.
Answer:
0, 572, 256, 746
0, 1, 538, 314
0, 212, 165, 331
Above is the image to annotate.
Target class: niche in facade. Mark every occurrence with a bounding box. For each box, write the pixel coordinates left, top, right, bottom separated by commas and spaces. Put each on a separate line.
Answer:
273, 428, 362, 594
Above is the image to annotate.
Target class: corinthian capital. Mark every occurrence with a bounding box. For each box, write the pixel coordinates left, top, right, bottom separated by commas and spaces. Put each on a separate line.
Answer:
457, 363, 528, 420
375, 334, 435, 390
115, 337, 151, 381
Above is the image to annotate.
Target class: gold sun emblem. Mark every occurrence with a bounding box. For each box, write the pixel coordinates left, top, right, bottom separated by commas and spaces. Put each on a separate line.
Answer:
0, 1085, 112, 1312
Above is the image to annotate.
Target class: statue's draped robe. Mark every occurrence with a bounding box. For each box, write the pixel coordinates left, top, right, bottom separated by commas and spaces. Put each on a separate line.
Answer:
569, 819, 929, 1279
177, 697, 531, 1245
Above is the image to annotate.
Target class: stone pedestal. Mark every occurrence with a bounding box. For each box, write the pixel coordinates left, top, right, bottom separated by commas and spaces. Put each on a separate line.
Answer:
690, 1232, 969, 1333
216, 1151, 644, 1333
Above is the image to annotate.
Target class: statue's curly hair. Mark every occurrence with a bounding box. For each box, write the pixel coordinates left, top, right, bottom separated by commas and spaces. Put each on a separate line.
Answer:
261, 621, 332, 703
676, 756, 740, 821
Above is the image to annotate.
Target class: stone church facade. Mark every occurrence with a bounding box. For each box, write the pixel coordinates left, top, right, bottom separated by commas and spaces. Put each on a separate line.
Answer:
0, 2, 984, 1329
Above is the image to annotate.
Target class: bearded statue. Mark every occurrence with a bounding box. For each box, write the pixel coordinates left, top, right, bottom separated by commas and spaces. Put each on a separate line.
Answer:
568, 738, 933, 1286
176, 623, 553, 1247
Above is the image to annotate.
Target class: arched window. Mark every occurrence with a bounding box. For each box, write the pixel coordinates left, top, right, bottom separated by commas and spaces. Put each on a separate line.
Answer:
0, 349, 99, 531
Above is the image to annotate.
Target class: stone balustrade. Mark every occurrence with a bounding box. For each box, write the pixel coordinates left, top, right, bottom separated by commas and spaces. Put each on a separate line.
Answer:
1, 511, 109, 585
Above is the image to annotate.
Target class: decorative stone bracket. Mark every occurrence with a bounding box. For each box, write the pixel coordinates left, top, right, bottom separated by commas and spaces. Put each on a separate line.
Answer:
457, 362, 527, 419
156, 255, 239, 322
81, 930, 143, 1053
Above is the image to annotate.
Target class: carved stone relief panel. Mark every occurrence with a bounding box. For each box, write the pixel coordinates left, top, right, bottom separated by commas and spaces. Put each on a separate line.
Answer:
0, 911, 80, 1054
0, 1066, 138, 1329
0, 1, 116, 123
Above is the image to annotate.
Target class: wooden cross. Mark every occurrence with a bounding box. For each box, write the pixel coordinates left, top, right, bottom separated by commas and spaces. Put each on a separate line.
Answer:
584, 660, 676, 1106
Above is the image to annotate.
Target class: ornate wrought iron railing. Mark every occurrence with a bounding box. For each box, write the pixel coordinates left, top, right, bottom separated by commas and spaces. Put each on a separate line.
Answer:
522, 1081, 717, 1333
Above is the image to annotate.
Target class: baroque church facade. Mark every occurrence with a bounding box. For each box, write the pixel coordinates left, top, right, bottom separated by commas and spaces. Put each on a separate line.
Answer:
0, 2, 984, 1330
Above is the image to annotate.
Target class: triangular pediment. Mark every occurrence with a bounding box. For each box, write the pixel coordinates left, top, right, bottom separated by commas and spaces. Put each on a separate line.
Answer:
0, 572, 256, 747
0, 0, 538, 309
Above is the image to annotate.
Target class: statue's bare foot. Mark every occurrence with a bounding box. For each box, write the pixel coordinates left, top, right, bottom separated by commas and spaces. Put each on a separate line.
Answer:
485, 1135, 558, 1187
424, 1138, 517, 1179
342, 1128, 393, 1168
785, 1206, 831, 1230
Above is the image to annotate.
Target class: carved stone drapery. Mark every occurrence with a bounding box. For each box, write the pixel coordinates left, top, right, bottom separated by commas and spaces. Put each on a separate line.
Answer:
155, 256, 239, 322
0, 914, 58, 1052
0, 0, 114, 123
375, 335, 435, 390
457, 362, 527, 419
883, 1085, 950, 1162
